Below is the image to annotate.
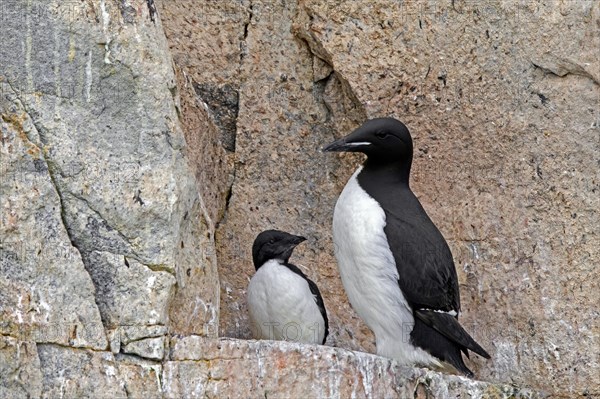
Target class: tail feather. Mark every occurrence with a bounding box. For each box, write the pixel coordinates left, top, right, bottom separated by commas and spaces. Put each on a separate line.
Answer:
410, 310, 490, 377
410, 317, 475, 377
415, 310, 490, 359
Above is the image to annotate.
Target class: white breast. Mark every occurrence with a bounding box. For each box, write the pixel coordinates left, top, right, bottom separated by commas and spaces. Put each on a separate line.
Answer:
247, 260, 325, 345
332, 167, 439, 366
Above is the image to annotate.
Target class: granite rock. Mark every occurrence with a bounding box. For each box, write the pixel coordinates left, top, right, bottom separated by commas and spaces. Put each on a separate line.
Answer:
1, 83, 107, 350
0, 336, 42, 399
1, 0, 216, 397
37, 344, 126, 399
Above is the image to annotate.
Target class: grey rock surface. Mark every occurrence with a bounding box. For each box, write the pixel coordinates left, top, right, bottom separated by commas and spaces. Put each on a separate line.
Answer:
37, 344, 126, 398
121, 336, 166, 361
0, 336, 42, 399
1, 82, 107, 351
117, 355, 163, 399
1, 0, 217, 397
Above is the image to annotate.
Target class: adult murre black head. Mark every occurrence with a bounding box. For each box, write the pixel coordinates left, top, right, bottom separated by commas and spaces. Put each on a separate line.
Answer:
252, 229, 306, 270
323, 117, 413, 183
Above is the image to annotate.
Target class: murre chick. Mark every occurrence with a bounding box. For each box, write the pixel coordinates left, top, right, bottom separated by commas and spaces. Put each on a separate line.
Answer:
323, 117, 489, 376
247, 230, 329, 345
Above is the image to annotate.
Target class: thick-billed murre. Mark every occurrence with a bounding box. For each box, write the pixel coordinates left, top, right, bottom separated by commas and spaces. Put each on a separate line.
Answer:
323, 117, 490, 376
247, 230, 329, 345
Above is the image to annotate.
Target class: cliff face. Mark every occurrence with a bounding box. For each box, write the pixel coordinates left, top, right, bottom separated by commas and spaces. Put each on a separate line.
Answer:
0, 0, 597, 398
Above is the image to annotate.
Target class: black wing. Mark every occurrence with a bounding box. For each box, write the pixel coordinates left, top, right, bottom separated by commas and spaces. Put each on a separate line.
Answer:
382, 194, 490, 360
285, 263, 329, 344
382, 200, 460, 313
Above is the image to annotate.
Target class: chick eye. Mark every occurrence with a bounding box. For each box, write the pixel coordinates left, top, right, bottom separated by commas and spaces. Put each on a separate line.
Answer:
269, 239, 275, 244
375, 131, 389, 139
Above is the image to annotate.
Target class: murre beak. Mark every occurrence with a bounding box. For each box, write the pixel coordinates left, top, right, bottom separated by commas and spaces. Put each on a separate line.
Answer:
287, 235, 307, 247
276, 234, 306, 262
322, 123, 373, 153
322, 137, 371, 152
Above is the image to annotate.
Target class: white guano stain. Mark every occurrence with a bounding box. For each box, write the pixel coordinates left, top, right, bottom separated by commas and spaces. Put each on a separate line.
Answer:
100, 0, 110, 32
104, 364, 116, 378
147, 275, 157, 289
255, 344, 265, 379
358, 354, 376, 398
59, 376, 66, 399
25, 0, 33, 93
14, 295, 24, 323
205, 304, 218, 336
99, 0, 112, 64
325, 353, 342, 399
39, 297, 51, 312
140, 364, 163, 393
190, 297, 208, 321
469, 242, 480, 260
148, 309, 160, 325
85, 50, 93, 102
53, 25, 62, 102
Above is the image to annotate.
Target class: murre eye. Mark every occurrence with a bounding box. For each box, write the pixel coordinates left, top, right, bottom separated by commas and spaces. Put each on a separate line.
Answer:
375, 131, 389, 139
